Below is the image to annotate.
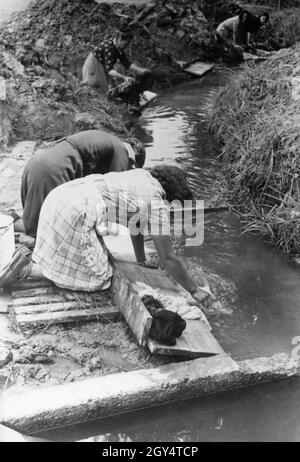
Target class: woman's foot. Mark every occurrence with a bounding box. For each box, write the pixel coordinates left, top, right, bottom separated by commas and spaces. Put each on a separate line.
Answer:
0, 245, 33, 290
16, 234, 36, 249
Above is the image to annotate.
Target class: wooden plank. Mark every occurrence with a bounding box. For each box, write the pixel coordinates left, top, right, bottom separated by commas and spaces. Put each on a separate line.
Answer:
0, 290, 12, 314
14, 301, 92, 315
175, 60, 214, 77
12, 287, 107, 305
16, 308, 121, 328
118, 261, 181, 293
184, 62, 214, 77
105, 235, 224, 358
13, 295, 73, 307
110, 262, 152, 347
12, 287, 59, 299
105, 235, 211, 331
140, 91, 157, 108
9, 279, 53, 291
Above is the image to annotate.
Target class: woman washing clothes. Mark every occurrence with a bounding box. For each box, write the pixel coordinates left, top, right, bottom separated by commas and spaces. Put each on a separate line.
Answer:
216, 10, 269, 51
82, 30, 153, 107
0, 166, 213, 307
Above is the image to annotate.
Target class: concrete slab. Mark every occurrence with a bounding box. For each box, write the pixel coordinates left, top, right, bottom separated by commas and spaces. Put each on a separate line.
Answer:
0, 354, 238, 433
1, 353, 299, 434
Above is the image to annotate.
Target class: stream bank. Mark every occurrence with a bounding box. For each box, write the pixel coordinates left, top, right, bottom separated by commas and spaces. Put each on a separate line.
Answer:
210, 45, 300, 256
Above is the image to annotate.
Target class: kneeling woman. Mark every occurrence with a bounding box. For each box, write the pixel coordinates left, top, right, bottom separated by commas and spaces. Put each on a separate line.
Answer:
0, 167, 211, 304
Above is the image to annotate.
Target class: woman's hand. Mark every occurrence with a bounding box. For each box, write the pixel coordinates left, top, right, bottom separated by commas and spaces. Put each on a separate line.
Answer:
124, 76, 135, 85
192, 285, 215, 308
140, 67, 151, 76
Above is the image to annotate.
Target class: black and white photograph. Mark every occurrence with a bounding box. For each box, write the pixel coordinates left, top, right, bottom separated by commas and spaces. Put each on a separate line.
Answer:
0, 0, 299, 444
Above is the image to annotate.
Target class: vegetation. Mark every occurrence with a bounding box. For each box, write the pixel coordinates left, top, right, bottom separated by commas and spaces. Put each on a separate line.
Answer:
211, 45, 300, 254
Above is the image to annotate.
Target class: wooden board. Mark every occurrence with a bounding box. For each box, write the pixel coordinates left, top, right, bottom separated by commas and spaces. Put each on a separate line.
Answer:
140, 90, 157, 108
10, 283, 120, 330
104, 234, 225, 358
110, 261, 152, 347
185, 62, 214, 77
9, 278, 53, 291
175, 60, 214, 78
12, 287, 60, 299
15, 308, 120, 329
0, 290, 12, 314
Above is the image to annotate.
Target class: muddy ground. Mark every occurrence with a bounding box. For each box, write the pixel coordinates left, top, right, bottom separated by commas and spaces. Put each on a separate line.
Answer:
0, 319, 172, 393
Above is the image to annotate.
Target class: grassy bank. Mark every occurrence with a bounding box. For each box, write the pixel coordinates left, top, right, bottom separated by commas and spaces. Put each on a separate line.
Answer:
210, 45, 300, 255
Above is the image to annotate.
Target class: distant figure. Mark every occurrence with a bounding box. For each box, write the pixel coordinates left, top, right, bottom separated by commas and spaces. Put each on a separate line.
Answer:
243, 12, 270, 51
216, 11, 269, 51
14, 130, 145, 237
82, 30, 153, 106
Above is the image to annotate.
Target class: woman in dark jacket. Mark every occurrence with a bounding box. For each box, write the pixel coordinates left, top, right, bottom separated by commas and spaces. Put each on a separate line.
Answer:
14, 130, 145, 237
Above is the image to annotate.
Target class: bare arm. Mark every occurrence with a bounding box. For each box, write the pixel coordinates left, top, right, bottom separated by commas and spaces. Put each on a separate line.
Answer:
108, 69, 133, 83
152, 235, 198, 293
130, 233, 146, 264
151, 235, 214, 304
247, 32, 251, 46
232, 19, 239, 45
129, 63, 149, 76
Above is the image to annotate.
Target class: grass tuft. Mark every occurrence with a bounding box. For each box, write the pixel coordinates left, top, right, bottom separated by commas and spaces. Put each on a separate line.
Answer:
210, 45, 300, 254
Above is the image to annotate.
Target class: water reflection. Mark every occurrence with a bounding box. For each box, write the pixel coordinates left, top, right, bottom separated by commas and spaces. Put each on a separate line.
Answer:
135, 71, 300, 361
41, 378, 300, 442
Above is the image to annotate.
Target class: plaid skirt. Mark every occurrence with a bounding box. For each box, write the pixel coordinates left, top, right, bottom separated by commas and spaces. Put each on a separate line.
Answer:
32, 179, 112, 291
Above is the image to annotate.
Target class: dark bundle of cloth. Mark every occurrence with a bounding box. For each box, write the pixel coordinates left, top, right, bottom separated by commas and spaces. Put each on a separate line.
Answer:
142, 295, 186, 346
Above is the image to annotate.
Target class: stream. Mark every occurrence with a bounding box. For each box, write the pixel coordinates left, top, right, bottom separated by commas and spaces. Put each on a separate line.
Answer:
40, 69, 300, 442
135, 70, 300, 362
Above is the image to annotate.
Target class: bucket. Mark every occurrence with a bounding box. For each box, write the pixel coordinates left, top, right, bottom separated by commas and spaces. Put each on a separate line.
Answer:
0, 213, 15, 272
